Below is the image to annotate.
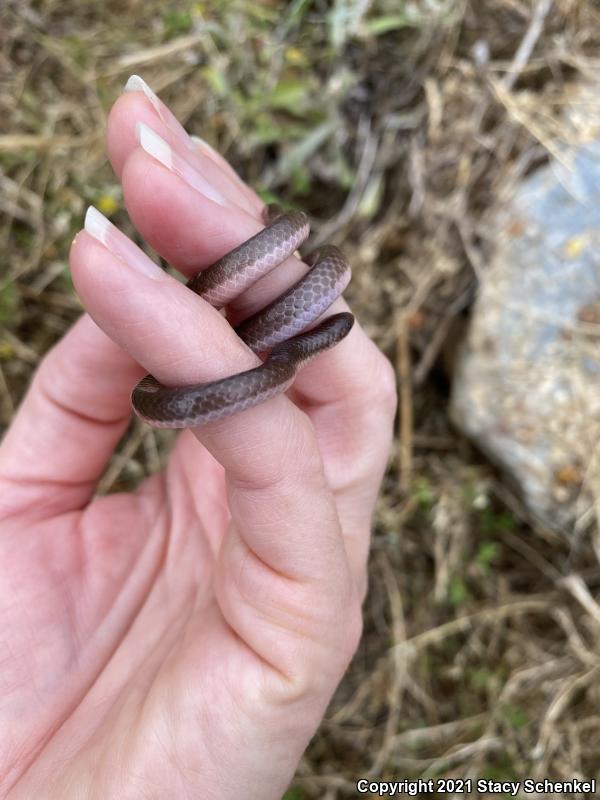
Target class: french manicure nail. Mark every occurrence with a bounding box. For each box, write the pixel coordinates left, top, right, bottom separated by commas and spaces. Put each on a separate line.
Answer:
124, 74, 197, 151
190, 134, 214, 155
136, 122, 226, 206
84, 206, 165, 280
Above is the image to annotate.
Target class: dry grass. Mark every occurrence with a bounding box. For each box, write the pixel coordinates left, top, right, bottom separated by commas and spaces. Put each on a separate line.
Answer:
3, 0, 600, 796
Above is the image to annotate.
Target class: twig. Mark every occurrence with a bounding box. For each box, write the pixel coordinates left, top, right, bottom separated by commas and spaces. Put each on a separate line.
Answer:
396, 314, 413, 493
392, 596, 553, 658
561, 573, 600, 628
502, 0, 553, 92
0, 133, 97, 152
368, 551, 408, 776
413, 285, 473, 387
0, 363, 14, 421
96, 422, 145, 495
312, 116, 378, 247
114, 31, 215, 71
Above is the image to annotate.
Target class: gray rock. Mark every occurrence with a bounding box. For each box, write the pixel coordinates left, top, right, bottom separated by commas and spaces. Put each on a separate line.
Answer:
450, 142, 600, 535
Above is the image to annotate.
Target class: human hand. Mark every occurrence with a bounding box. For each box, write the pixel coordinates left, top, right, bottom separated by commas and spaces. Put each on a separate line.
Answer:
0, 78, 396, 799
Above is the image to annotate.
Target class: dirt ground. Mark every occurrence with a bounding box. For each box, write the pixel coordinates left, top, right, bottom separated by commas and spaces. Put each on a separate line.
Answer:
2, 1, 600, 797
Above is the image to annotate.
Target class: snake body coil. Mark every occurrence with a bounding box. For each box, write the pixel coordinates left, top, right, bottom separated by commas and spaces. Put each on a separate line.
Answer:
131, 206, 354, 428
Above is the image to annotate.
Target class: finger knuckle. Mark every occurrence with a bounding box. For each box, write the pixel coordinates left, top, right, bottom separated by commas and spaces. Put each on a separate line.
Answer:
344, 603, 364, 660
371, 352, 398, 418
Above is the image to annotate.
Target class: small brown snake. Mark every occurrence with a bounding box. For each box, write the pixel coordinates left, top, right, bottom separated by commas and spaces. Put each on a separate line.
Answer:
131, 205, 354, 428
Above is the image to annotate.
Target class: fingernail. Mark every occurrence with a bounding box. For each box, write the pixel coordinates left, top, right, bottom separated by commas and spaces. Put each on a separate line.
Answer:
84, 206, 164, 280
136, 122, 226, 206
124, 74, 197, 151
190, 134, 214, 155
